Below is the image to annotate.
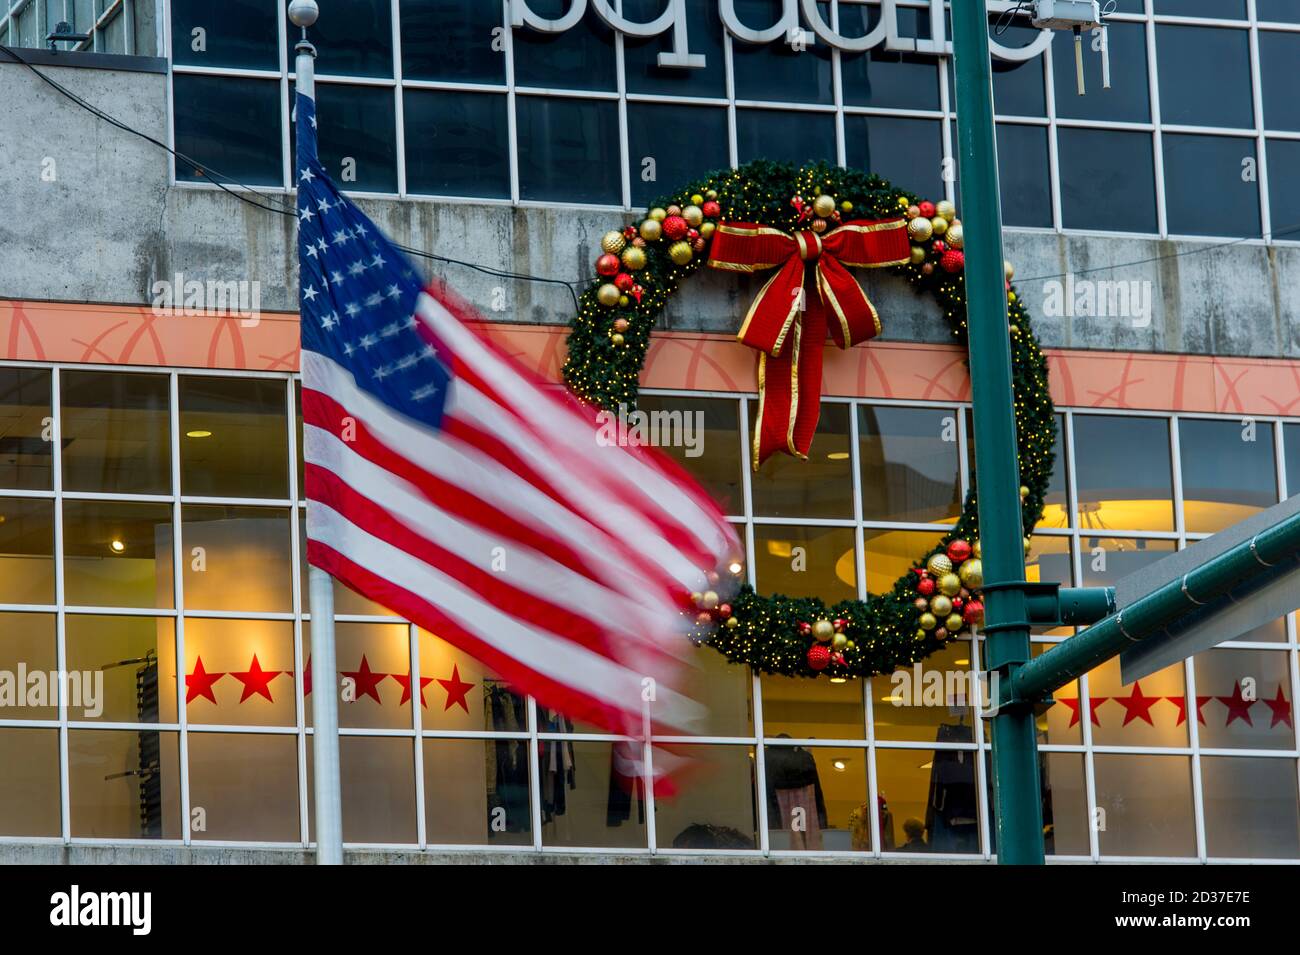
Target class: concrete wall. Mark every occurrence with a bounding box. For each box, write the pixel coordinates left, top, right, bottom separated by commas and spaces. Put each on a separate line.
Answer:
3, 58, 1298, 362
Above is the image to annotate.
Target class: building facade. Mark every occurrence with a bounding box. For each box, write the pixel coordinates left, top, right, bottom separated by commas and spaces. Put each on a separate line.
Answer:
0, 0, 1299, 862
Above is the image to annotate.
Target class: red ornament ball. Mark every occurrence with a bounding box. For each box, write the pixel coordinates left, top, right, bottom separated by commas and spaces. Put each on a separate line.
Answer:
807, 644, 831, 671
718, 603, 732, 618
596, 253, 621, 276
932, 240, 946, 254
614, 272, 634, 292
623, 226, 638, 240
662, 215, 689, 241
918, 200, 936, 218
702, 200, 721, 218
941, 249, 965, 273
917, 576, 937, 596
947, 539, 972, 563
963, 600, 985, 625
799, 621, 813, 635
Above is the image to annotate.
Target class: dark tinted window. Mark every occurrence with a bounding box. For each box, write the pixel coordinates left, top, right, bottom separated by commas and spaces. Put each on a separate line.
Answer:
995, 124, 1052, 228
730, 0, 834, 105
172, 0, 278, 69
627, 104, 730, 207
1073, 416, 1175, 532
174, 75, 282, 187
623, 0, 726, 98
845, 116, 944, 202
291, 83, 398, 194
1163, 134, 1260, 238
1286, 424, 1299, 498
947, 23, 1046, 117
1257, 0, 1300, 21
399, 0, 505, 83
1179, 418, 1277, 533
1268, 140, 1300, 241
516, 96, 621, 204
0, 367, 51, 491
1259, 31, 1300, 132
288, 0, 392, 78
513, 2, 616, 92
1058, 129, 1156, 233
1156, 26, 1253, 129
1154, 0, 1246, 16
404, 90, 510, 199
842, 5, 940, 111
738, 109, 837, 166
1053, 22, 1149, 123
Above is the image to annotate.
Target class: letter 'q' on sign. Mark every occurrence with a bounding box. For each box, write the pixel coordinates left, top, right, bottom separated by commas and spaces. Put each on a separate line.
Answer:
509, 0, 1051, 66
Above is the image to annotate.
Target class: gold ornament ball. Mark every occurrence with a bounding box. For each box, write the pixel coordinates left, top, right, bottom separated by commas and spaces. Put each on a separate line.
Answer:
683, 205, 704, 228
1009, 324, 1020, 335
701, 590, 719, 609
914, 629, 927, 641
621, 246, 647, 271
831, 632, 848, 652
1004, 259, 1015, 281
601, 231, 626, 255
945, 613, 965, 633
973, 540, 982, 559
1019, 484, 1030, 499
666, 204, 682, 217
725, 616, 739, 629
930, 594, 953, 618
649, 207, 667, 222
946, 223, 964, 249
930, 216, 948, 236
618, 295, 629, 307
639, 219, 662, 242
705, 189, 718, 201
938, 573, 962, 597
1024, 536, 1033, 557
690, 591, 702, 604
596, 283, 621, 307
699, 221, 716, 239
812, 618, 836, 643
845, 640, 855, 650
919, 613, 937, 632
907, 216, 934, 241
610, 332, 625, 346
926, 552, 953, 576
690, 193, 704, 206
909, 245, 927, 265
811, 217, 828, 233
936, 199, 957, 222
958, 558, 983, 590
669, 240, 694, 265
813, 194, 837, 218
841, 200, 854, 212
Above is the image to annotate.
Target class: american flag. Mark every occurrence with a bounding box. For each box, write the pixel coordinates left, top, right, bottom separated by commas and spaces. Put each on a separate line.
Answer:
294, 88, 740, 753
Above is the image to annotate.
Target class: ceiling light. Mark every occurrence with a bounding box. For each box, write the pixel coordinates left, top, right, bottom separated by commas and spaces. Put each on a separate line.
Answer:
829, 676, 847, 684
728, 561, 743, 575
827, 451, 849, 460
185, 429, 213, 438
110, 539, 125, 553
832, 759, 847, 771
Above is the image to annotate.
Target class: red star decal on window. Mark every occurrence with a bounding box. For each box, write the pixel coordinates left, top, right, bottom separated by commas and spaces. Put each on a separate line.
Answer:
1262, 685, 1293, 730
230, 653, 284, 703
185, 656, 225, 705
1113, 681, 1162, 727
1054, 695, 1108, 727
437, 664, 475, 713
342, 655, 389, 704
1166, 694, 1212, 726
1217, 682, 1257, 727
392, 671, 435, 708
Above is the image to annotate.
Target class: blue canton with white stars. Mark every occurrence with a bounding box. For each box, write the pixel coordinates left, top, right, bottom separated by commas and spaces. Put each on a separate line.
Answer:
296, 91, 451, 428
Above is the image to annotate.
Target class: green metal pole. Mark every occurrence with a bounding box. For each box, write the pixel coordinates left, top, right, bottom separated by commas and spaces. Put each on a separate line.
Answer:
950, 0, 1045, 865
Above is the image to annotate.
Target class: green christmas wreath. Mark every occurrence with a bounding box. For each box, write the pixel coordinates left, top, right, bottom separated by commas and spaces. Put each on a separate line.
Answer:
564, 160, 1055, 680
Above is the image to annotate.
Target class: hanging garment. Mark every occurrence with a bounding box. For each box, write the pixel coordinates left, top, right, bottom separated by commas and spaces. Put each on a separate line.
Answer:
765, 745, 828, 848
925, 722, 979, 853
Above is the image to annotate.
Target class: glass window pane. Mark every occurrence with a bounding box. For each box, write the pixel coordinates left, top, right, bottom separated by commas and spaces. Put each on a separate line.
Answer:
539, 740, 648, 849
986, 750, 1089, 857
0, 367, 52, 490
863, 528, 945, 596
287, 0, 392, 78
1053, 22, 1149, 123
65, 615, 178, 724
179, 376, 288, 499
63, 501, 174, 609
0, 611, 55, 719
1093, 754, 1196, 857
171, 0, 278, 69
1073, 415, 1175, 531
1258, 0, 1300, 21
845, 116, 944, 207
69, 729, 181, 839
1269, 140, 1300, 242
516, 96, 621, 204
858, 405, 960, 523
417, 629, 527, 733
1156, 25, 1253, 129
1201, 756, 1300, 859
627, 103, 730, 208
403, 89, 510, 199
1287, 423, 1300, 497
182, 505, 293, 612
399, 0, 506, 83
1163, 135, 1261, 237
751, 402, 853, 518
1155, 0, 1247, 19
512, 2, 616, 92
737, 108, 837, 166
761, 673, 865, 740
678, 643, 754, 737
1040, 649, 1084, 745
423, 738, 533, 846
1058, 129, 1157, 233
1179, 417, 1277, 532
1088, 657, 1188, 747
991, 24, 1048, 117
1259, 31, 1300, 132
1041, 413, 1070, 529
875, 746, 980, 854
754, 524, 857, 604
299, 514, 399, 616
61, 371, 171, 495
843, 4, 940, 111
303, 621, 410, 730
635, 395, 742, 515
331, 736, 417, 844
190, 731, 300, 841
1192, 648, 1295, 751
292, 82, 397, 194
995, 123, 1052, 228
1028, 533, 1074, 588
183, 618, 296, 727
766, 744, 870, 851
872, 637, 977, 742
655, 744, 757, 850
173, 75, 282, 187
1078, 538, 1177, 587
0, 727, 60, 837
731, 0, 834, 104
623, 0, 726, 98
0, 498, 54, 605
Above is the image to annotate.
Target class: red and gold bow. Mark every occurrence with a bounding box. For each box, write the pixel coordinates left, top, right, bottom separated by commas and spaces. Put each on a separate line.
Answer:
707, 219, 910, 468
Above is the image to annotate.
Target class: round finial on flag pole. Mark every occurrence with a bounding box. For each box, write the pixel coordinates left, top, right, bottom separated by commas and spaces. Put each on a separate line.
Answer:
288, 0, 319, 29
